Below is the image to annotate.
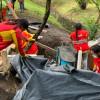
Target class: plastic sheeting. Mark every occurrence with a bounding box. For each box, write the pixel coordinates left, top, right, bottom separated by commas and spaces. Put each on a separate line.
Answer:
10, 55, 47, 83
12, 55, 100, 100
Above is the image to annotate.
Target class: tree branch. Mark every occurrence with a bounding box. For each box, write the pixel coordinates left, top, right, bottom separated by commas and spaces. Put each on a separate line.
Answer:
34, 0, 51, 39
24, 0, 51, 51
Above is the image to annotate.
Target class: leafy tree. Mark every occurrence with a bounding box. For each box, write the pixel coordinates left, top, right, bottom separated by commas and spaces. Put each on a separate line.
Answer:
82, 17, 99, 40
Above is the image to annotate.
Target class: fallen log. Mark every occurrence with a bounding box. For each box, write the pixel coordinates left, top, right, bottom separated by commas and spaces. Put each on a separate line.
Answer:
88, 38, 100, 47
35, 41, 56, 53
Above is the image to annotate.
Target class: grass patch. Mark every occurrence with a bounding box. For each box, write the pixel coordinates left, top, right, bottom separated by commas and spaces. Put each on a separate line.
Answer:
15, 0, 99, 31
32, 0, 98, 22
15, 0, 63, 29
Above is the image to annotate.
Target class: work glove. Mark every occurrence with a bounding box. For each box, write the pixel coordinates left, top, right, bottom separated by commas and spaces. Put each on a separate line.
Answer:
38, 36, 43, 40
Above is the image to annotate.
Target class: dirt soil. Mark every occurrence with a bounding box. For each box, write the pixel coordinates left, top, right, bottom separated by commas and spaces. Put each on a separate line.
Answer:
0, 74, 20, 100
0, 11, 70, 100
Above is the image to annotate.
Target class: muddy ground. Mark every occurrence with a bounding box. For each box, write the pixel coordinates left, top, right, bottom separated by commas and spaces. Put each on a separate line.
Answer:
0, 74, 21, 100
0, 11, 70, 100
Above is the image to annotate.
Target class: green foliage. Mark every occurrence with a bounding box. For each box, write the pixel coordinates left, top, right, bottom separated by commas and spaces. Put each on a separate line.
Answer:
15, 0, 63, 29
75, 0, 99, 5
89, 0, 100, 8
75, 0, 87, 9
32, 0, 66, 7
52, 0, 66, 6
91, 0, 100, 4
75, 0, 85, 5
82, 17, 99, 40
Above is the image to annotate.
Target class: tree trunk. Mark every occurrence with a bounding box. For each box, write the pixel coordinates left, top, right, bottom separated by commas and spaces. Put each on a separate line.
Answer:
25, 0, 51, 51
35, 0, 51, 39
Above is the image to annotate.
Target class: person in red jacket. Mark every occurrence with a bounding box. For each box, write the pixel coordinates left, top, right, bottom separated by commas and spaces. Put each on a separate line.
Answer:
0, 19, 31, 56
70, 23, 89, 69
21, 30, 38, 54
91, 45, 100, 73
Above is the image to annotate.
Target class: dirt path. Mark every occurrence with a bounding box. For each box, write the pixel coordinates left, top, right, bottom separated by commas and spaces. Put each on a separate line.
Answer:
0, 75, 18, 100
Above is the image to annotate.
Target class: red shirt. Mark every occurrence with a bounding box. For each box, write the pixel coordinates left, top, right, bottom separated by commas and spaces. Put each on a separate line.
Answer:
94, 58, 100, 73
22, 31, 38, 54
70, 29, 89, 52
0, 22, 25, 56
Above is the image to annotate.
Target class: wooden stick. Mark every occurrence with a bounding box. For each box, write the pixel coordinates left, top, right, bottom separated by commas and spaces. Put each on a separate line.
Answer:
77, 50, 82, 70
35, 41, 56, 53
7, 54, 37, 58
7, 2, 18, 19
88, 38, 100, 48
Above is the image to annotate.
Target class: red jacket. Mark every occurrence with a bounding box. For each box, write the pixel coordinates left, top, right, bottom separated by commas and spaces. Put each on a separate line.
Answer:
22, 31, 38, 54
0, 22, 25, 56
94, 58, 100, 73
70, 29, 89, 52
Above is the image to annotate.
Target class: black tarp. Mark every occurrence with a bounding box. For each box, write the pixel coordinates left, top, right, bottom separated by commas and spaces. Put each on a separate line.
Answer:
10, 55, 47, 83
12, 55, 100, 100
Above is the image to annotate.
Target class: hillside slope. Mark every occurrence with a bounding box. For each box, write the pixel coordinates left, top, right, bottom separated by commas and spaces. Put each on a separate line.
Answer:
32, 0, 98, 22
15, 0, 63, 29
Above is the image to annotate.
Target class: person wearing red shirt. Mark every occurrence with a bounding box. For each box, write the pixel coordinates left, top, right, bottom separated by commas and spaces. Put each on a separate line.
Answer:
70, 23, 89, 69
0, 19, 32, 56
91, 45, 100, 73
21, 30, 38, 54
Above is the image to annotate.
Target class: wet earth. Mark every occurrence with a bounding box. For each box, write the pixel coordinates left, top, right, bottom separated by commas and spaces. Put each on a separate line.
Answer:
0, 72, 21, 100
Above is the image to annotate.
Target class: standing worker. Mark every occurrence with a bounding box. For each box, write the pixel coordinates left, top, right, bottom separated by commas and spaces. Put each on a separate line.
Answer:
11, 0, 16, 9
18, 0, 24, 13
70, 23, 89, 69
0, 0, 18, 21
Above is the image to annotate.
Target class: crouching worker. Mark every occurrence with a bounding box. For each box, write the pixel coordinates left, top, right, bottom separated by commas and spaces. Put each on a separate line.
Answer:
0, 19, 33, 56
91, 45, 100, 73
